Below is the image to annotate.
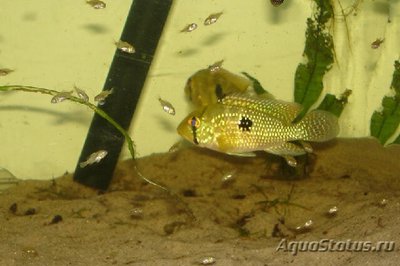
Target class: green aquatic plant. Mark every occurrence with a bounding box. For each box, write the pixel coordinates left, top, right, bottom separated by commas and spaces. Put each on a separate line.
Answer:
370, 61, 400, 145
240, 71, 350, 119
294, 0, 335, 118
244, 1, 349, 119
241, 72, 269, 95
0, 85, 135, 158
0, 85, 197, 220
317, 89, 351, 117
0, 85, 166, 190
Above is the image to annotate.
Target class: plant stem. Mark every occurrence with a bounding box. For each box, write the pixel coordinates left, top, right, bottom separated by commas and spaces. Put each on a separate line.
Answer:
0, 85, 136, 159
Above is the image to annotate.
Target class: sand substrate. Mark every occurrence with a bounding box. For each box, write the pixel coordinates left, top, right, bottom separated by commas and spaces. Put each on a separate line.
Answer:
0, 138, 400, 265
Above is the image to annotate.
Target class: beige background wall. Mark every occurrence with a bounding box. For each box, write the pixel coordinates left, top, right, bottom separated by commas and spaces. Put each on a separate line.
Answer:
0, 0, 399, 180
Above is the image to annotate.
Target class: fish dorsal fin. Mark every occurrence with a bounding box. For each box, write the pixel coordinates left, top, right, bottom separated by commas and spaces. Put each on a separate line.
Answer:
221, 93, 303, 124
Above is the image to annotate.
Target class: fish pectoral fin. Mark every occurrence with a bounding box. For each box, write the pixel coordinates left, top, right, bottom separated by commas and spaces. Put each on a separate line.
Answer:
298, 140, 313, 153
283, 155, 297, 167
216, 135, 256, 157
216, 135, 232, 152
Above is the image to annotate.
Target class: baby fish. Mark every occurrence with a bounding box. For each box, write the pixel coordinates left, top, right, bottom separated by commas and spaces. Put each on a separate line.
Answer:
270, 0, 284, 6
158, 97, 176, 115
115, 40, 135, 54
177, 93, 339, 167
199, 256, 216, 265
326, 206, 338, 217
379, 198, 388, 207
51, 91, 73, 104
208, 60, 224, 73
204, 12, 223, 26
0, 68, 14, 76
94, 88, 114, 105
221, 170, 236, 185
79, 150, 108, 168
86, 0, 106, 9
74, 85, 89, 102
295, 219, 313, 232
181, 23, 198, 33
371, 38, 384, 49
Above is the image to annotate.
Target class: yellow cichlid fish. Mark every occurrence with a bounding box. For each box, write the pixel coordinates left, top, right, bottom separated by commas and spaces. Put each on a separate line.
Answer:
184, 66, 251, 108
177, 93, 339, 167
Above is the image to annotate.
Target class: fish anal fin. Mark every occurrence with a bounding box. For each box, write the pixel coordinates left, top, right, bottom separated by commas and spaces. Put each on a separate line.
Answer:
226, 152, 257, 157
265, 142, 308, 167
265, 142, 307, 156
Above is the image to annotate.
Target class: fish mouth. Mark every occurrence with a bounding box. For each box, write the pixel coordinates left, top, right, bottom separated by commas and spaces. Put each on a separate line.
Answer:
177, 116, 200, 145
177, 118, 192, 142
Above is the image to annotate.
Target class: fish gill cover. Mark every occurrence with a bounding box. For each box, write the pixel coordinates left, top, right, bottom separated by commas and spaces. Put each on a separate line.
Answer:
370, 60, 400, 145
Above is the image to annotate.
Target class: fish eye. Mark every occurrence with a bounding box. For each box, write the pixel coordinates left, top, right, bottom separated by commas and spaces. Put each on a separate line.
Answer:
188, 116, 200, 128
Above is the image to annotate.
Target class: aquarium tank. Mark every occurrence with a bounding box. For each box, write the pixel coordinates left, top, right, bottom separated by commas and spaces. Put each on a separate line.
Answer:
0, 0, 399, 265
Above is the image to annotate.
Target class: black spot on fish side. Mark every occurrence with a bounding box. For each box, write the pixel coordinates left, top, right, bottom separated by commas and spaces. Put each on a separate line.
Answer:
215, 84, 225, 101
238, 116, 252, 132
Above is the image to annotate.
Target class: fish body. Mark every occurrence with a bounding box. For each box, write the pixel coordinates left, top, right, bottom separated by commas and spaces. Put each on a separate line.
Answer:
177, 94, 339, 166
87, 0, 106, 9
181, 23, 198, 33
204, 12, 223, 26
74, 86, 89, 102
79, 150, 108, 168
94, 88, 114, 105
185, 67, 251, 108
158, 97, 176, 115
51, 91, 73, 104
208, 60, 224, 73
270, 0, 284, 6
115, 40, 135, 54
0, 68, 14, 76
371, 38, 384, 49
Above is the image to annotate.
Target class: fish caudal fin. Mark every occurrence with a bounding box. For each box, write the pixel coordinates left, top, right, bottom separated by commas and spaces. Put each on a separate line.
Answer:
296, 110, 339, 142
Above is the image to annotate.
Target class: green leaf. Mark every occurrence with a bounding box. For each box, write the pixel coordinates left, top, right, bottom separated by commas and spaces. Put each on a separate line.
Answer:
392, 134, 400, 144
294, 0, 334, 118
241, 72, 268, 95
317, 89, 351, 117
370, 60, 400, 145
390, 61, 400, 94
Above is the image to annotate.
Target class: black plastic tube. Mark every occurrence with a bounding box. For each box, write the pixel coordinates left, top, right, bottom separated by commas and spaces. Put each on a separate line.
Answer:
73, 0, 173, 190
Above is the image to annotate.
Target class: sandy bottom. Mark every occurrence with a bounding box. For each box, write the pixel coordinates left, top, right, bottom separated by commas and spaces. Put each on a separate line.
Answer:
1, 138, 400, 265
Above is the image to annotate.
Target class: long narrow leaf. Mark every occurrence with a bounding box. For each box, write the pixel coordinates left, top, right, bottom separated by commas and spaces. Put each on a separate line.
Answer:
370, 61, 400, 145
317, 90, 351, 117
294, 0, 334, 118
